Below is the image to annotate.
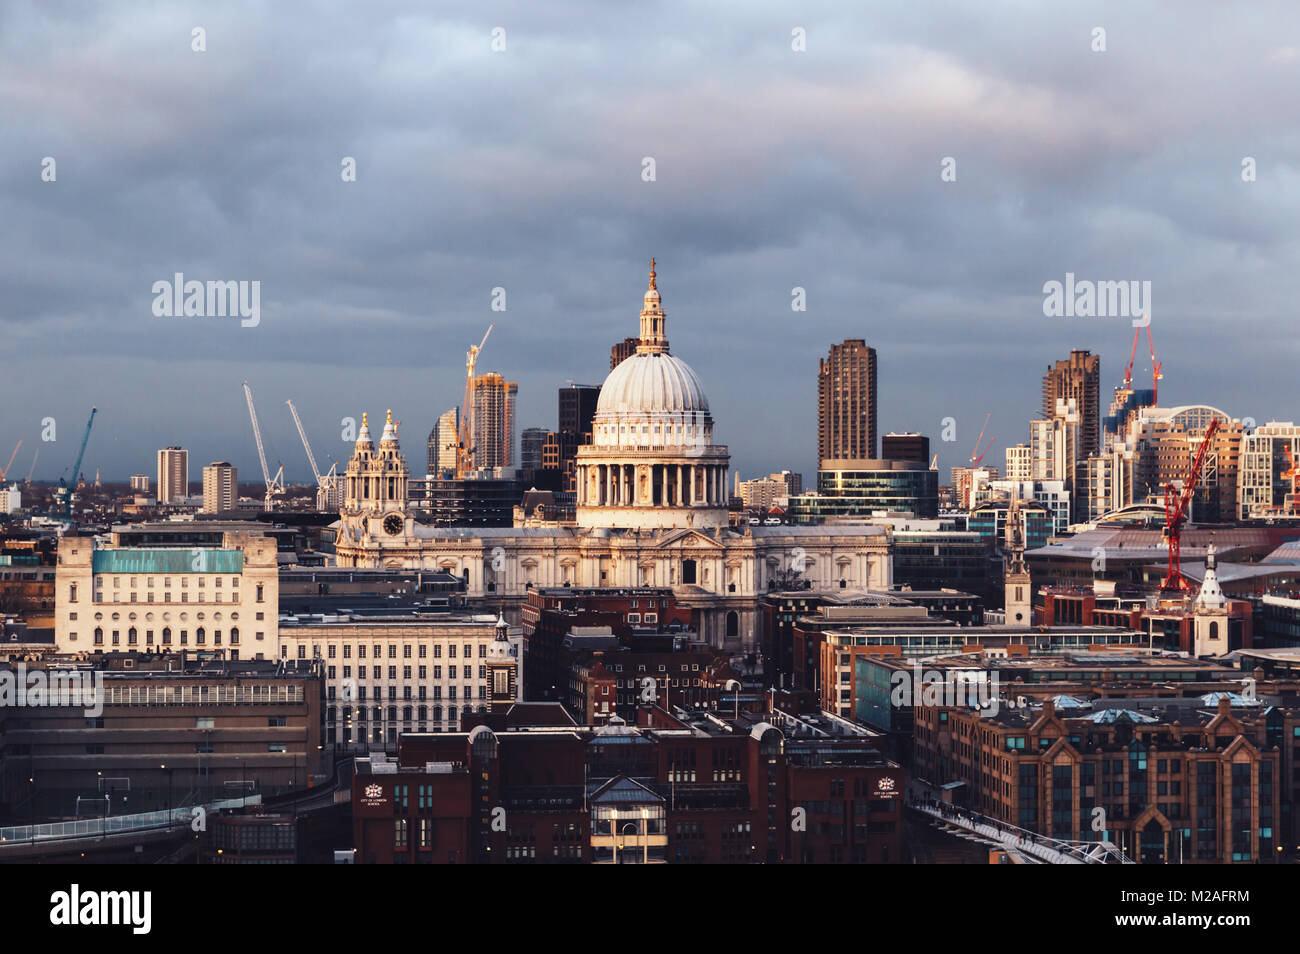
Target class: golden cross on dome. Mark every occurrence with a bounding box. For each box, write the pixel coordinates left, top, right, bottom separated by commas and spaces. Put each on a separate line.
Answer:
649, 258, 657, 290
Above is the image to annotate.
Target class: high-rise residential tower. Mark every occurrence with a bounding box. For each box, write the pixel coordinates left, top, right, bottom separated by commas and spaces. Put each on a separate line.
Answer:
610, 337, 640, 370
470, 373, 517, 471
201, 461, 238, 513
157, 446, 188, 503
1042, 350, 1101, 458
818, 340, 878, 467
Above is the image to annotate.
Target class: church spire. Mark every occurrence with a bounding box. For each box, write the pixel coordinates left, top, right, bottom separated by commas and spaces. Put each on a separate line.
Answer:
636, 258, 669, 355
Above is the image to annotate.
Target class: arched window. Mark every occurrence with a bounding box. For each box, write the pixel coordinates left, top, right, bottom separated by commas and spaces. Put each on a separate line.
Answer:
94, 627, 103, 646
128, 627, 138, 645
196, 627, 206, 644
230, 627, 239, 645
1209, 621, 1220, 640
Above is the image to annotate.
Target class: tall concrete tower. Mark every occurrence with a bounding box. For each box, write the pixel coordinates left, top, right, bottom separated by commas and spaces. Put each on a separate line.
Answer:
818, 340, 878, 467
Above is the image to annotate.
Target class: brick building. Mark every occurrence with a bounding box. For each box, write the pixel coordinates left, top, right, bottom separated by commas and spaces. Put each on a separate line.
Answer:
914, 694, 1297, 863
351, 704, 905, 864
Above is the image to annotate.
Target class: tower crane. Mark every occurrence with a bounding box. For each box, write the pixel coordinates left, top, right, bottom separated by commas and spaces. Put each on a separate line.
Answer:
1145, 324, 1163, 406
968, 412, 994, 469
961, 413, 996, 510
1121, 327, 1140, 391
0, 440, 20, 482
287, 398, 339, 509
55, 408, 97, 519
1160, 418, 1219, 592
457, 323, 494, 477
243, 381, 284, 511
25, 446, 38, 487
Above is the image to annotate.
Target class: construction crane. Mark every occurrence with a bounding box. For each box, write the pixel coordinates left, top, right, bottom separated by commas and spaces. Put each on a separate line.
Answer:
1145, 324, 1163, 405
1121, 327, 1140, 390
287, 398, 339, 508
968, 412, 994, 469
25, 447, 38, 487
0, 440, 20, 483
1160, 418, 1220, 592
55, 408, 97, 519
457, 323, 494, 477
1121, 324, 1162, 401
243, 381, 284, 511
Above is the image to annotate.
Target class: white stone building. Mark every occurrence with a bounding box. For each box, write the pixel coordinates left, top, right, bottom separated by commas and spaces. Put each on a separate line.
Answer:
53, 530, 280, 656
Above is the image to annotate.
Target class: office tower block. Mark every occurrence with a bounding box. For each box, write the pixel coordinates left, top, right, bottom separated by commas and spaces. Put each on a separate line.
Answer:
520, 428, 548, 472
429, 407, 459, 476
881, 433, 929, 464
558, 383, 601, 494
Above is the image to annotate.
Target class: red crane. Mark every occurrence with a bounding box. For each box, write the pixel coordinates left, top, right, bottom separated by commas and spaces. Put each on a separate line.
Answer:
1160, 418, 1220, 592
968, 412, 994, 468
1121, 327, 1140, 390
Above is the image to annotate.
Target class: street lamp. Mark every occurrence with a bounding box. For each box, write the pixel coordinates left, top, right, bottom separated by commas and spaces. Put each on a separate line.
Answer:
725, 679, 741, 720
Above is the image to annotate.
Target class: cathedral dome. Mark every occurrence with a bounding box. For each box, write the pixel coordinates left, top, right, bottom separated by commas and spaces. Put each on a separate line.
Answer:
588, 260, 716, 451
596, 351, 709, 416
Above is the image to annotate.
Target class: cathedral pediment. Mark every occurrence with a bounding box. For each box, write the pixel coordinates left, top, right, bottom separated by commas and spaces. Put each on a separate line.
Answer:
653, 528, 726, 550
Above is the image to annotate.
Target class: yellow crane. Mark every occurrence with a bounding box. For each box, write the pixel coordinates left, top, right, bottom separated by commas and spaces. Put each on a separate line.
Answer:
0, 440, 21, 483
457, 324, 494, 477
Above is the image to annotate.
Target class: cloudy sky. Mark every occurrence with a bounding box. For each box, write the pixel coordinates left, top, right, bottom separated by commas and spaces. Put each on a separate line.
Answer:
2, 0, 1298, 488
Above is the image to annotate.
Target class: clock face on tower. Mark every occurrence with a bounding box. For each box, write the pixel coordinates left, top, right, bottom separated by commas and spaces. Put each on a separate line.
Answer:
382, 513, 404, 536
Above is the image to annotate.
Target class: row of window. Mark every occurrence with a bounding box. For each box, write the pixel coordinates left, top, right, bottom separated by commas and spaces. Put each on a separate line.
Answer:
77, 610, 264, 622
328, 665, 483, 680
73, 626, 264, 645
327, 685, 487, 701
73, 580, 265, 602
288, 642, 489, 659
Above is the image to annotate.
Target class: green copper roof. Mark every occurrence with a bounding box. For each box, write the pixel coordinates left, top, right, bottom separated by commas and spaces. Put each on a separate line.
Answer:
92, 548, 243, 575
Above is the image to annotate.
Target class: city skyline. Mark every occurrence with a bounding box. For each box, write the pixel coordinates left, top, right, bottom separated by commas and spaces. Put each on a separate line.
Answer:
3, 2, 1298, 486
